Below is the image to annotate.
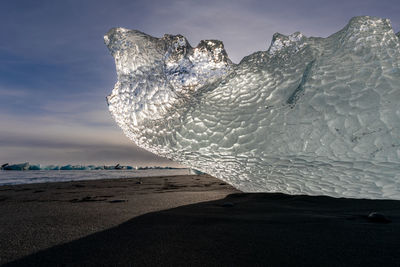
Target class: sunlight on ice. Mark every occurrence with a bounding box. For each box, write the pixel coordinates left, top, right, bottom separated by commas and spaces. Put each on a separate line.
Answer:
105, 16, 400, 199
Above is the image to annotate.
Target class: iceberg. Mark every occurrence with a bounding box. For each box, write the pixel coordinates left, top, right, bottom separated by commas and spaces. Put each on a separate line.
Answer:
2, 162, 29, 171
105, 16, 400, 199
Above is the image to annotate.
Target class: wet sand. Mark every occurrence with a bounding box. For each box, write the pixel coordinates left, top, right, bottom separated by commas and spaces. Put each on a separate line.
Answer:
0, 174, 399, 266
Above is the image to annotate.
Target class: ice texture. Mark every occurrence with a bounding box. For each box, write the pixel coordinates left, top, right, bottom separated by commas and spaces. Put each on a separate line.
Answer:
105, 16, 400, 199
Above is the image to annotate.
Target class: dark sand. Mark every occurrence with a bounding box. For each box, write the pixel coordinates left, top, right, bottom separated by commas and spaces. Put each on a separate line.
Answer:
0, 174, 399, 266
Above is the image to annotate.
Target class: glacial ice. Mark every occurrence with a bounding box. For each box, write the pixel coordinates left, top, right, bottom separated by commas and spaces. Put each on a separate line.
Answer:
105, 16, 400, 199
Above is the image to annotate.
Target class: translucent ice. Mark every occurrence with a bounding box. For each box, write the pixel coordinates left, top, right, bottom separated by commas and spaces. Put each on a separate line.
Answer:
105, 16, 400, 199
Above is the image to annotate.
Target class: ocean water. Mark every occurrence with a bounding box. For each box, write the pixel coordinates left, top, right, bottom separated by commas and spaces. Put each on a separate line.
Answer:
0, 169, 192, 186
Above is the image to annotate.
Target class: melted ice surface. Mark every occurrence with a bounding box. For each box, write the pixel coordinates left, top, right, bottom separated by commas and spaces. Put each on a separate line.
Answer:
105, 16, 400, 199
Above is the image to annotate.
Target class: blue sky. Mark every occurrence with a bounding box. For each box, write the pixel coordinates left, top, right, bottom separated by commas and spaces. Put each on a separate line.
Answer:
0, 0, 399, 165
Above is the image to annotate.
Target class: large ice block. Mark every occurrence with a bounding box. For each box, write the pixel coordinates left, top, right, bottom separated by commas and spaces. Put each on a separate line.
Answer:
105, 16, 400, 199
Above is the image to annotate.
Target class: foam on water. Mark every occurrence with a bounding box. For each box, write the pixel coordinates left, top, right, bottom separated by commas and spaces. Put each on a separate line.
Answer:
0, 169, 191, 186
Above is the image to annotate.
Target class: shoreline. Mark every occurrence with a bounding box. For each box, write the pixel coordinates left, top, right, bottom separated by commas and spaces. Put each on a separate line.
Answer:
1, 175, 399, 266
0, 168, 193, 186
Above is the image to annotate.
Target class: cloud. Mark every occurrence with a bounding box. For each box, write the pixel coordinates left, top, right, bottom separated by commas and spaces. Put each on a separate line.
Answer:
0, 112, 180, 166
0, 87, 30, 97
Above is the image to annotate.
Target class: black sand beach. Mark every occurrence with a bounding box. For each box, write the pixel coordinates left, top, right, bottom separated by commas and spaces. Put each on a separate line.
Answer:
0, 174, 399, 266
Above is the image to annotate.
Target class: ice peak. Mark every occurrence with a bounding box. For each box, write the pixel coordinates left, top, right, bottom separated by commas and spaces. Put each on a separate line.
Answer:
268, 32, 306, 55
161, 34, 192, 60
104, 28, 155, 54
347, 16, 391, 28
163, 35, 233, 94
333, 16, 399, 52
343, 16, 393, 36
195, 40, 230, 64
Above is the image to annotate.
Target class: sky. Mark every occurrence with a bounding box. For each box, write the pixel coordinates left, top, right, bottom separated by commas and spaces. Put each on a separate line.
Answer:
0, 0, 399, 166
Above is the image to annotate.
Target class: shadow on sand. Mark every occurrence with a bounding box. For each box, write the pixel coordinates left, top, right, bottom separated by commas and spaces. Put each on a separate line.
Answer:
4, 193, 400, 267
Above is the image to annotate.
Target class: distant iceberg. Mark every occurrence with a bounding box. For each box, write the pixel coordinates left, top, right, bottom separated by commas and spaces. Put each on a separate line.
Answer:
105, 16, 400, 199
2, 163, 29, 171
0, 163, 139, 171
